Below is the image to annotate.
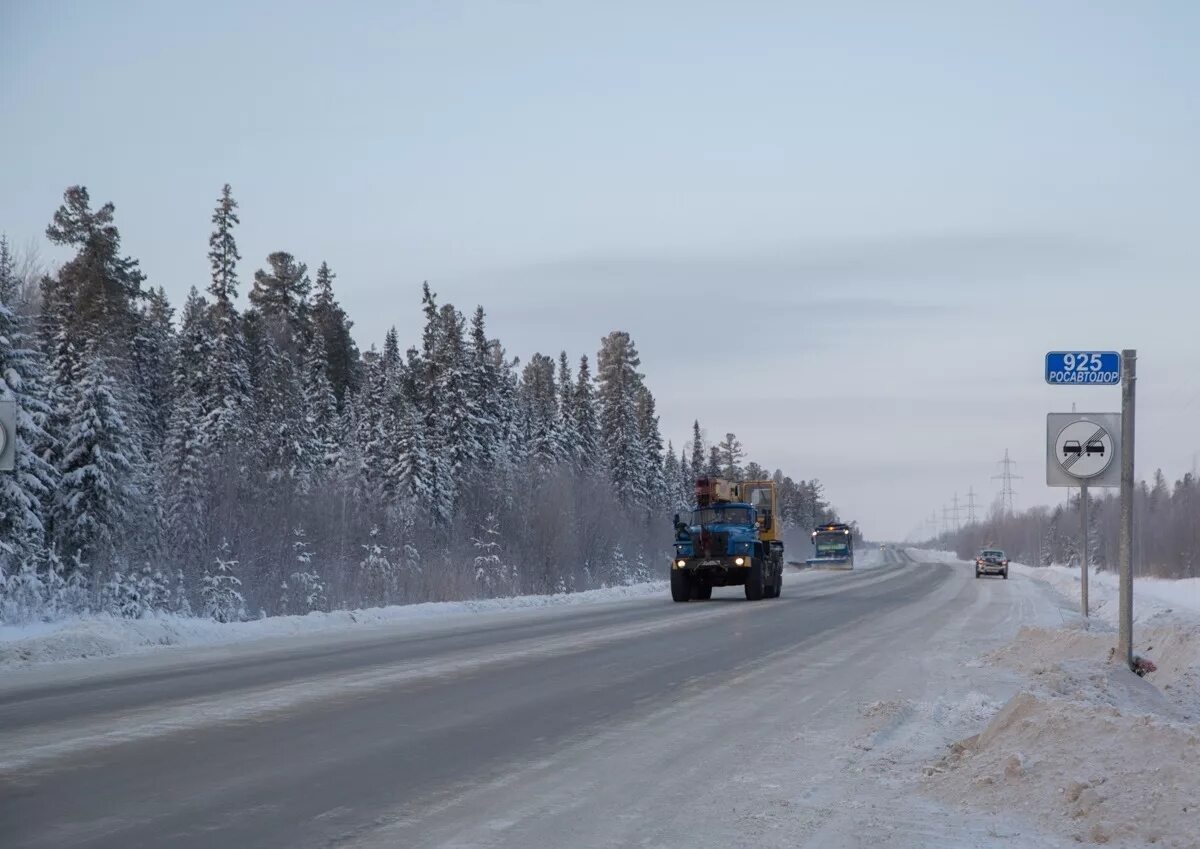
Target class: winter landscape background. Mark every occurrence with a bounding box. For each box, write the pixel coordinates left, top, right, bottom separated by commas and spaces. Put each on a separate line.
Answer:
0, 185, 843, 625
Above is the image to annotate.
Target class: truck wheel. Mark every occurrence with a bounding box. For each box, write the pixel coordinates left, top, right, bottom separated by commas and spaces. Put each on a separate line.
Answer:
693, 583, 712, 600
671, 569, 692, 602
773, 569, 783, 598
744, 559, 765, 601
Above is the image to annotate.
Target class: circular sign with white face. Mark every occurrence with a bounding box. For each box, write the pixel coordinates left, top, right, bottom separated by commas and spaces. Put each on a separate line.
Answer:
1054, 420, 1114, 479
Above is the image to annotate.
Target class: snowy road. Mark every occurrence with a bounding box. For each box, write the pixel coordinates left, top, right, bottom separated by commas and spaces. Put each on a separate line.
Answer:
0, 551, 1072, 849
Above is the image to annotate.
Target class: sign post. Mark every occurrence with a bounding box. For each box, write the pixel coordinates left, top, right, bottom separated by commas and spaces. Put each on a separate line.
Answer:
1118, 350, 1137, 670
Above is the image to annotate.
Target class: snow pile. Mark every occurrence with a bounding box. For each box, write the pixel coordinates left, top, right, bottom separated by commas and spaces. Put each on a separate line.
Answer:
926, 623, 1200, 847
0, 580, 667, 667
1013, 562, 1200, 624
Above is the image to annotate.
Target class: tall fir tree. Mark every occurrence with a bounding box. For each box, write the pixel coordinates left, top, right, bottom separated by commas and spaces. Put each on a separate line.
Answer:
54, 354, 142, 571
249, 252, 310, 355
311, 261, 360, 406
0, 237, 59, 573
572, 355, 600, 472
203, 184, 252, 451
596, 331, 645, 502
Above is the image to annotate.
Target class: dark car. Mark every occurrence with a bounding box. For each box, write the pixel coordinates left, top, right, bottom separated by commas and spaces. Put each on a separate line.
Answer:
975, 548, 1009, 579
1086, 440, 1105, 457
1063, 440, 1082, 457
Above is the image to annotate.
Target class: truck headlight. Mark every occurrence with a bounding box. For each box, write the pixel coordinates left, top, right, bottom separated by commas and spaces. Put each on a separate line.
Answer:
676, 559, 686, 568
734, 557, 745, 566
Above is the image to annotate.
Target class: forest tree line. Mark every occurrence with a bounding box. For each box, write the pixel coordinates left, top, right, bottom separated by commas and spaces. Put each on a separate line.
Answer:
0, 185, 843, 623
933, 468, 1200, 578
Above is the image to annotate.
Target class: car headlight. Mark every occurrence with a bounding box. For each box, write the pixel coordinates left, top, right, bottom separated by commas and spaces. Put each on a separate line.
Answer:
734, 556, 745, 566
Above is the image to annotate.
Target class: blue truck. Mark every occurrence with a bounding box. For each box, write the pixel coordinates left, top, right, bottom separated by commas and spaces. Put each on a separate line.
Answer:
670, 477, 784, 602
806, 523, 855, 569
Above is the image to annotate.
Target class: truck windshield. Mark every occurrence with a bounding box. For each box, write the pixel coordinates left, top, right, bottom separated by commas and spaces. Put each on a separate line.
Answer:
815, 534, 850, 553
692, 506, 752, 526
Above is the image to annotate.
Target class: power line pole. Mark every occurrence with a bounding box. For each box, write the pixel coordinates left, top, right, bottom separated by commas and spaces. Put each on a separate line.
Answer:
966, 487, 978, 525
950, 492, 962, 532
992, 449, 1022, 516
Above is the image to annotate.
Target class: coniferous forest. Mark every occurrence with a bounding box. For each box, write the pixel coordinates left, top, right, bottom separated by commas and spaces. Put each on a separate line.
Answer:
0, 186, 842, 623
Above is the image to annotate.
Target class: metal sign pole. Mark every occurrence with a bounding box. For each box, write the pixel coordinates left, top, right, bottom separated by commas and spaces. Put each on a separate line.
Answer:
1080, 482, 1089, 619
1118, 350, 1136, 670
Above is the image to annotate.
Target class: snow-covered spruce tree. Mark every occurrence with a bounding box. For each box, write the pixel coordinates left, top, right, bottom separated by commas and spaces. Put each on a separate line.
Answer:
202, 542, 245, 623
358, 526, 396, 607
310, 261, 360, 406
203, 184, 252, 454
0, 236, 59, 581
521, 353, 565, 472
248, 251, 310, 358
636, 386, 667, 510
2, 560, 46, 623
690, 419, 705, 481
472, 512, 508, 595
128, 287, 176, 458
433, 303, 478, 488
301, 331, 341, 477
572, 355, 600, 472
556, 352, 580, 465
596, 331, 647, 504
466, 306, 503, 474
160, 289, 212, 558
281, 525, 325, 614
54, 353, 142, 575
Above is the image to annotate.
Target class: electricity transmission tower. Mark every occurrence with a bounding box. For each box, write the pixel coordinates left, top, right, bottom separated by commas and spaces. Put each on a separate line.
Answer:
966, 487, 978, 525
992, 449, 1022, 516
949, 492, 962, 532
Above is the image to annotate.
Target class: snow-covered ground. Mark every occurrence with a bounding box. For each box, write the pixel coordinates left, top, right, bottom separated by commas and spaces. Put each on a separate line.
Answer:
1, 548, 900, 670
8, 549, 1199, 847
0, 580, 666, 667
908, 549, 1200, 848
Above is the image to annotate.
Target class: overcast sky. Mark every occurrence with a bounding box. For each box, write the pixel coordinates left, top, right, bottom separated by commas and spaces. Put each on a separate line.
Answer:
3, 1, 1198, 539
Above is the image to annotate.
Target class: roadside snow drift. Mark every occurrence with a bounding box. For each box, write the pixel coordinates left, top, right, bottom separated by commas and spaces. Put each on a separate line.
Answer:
0, 581, 666, 667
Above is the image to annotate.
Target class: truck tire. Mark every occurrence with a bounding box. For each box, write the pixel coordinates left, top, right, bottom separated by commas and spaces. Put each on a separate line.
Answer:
671, 569, 692, 602
693, 583, 712, 600
744, 559, 765, 601
773, 568, 783, 598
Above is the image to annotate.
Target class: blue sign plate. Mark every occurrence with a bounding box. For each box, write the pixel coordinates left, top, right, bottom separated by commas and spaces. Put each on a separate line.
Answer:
1045, 351, 1121, 385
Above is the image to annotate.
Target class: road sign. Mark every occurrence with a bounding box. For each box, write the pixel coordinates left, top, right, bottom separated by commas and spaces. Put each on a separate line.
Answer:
0, 398, 14, 472
1045, 351, 1121, 385
1046, 412, 1120, 487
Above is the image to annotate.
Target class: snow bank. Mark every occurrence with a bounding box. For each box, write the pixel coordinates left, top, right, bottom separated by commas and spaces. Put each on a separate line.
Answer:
0, 581, 667, 668
1013, 562, 1200, 625
926, 618, 1200, 847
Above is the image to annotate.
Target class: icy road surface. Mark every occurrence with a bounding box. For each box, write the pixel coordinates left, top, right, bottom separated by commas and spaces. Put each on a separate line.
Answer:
0, 550, 1078, 849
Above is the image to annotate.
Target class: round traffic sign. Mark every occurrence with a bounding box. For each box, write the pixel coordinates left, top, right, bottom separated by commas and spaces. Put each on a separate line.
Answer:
1053, 420, 1114, 479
